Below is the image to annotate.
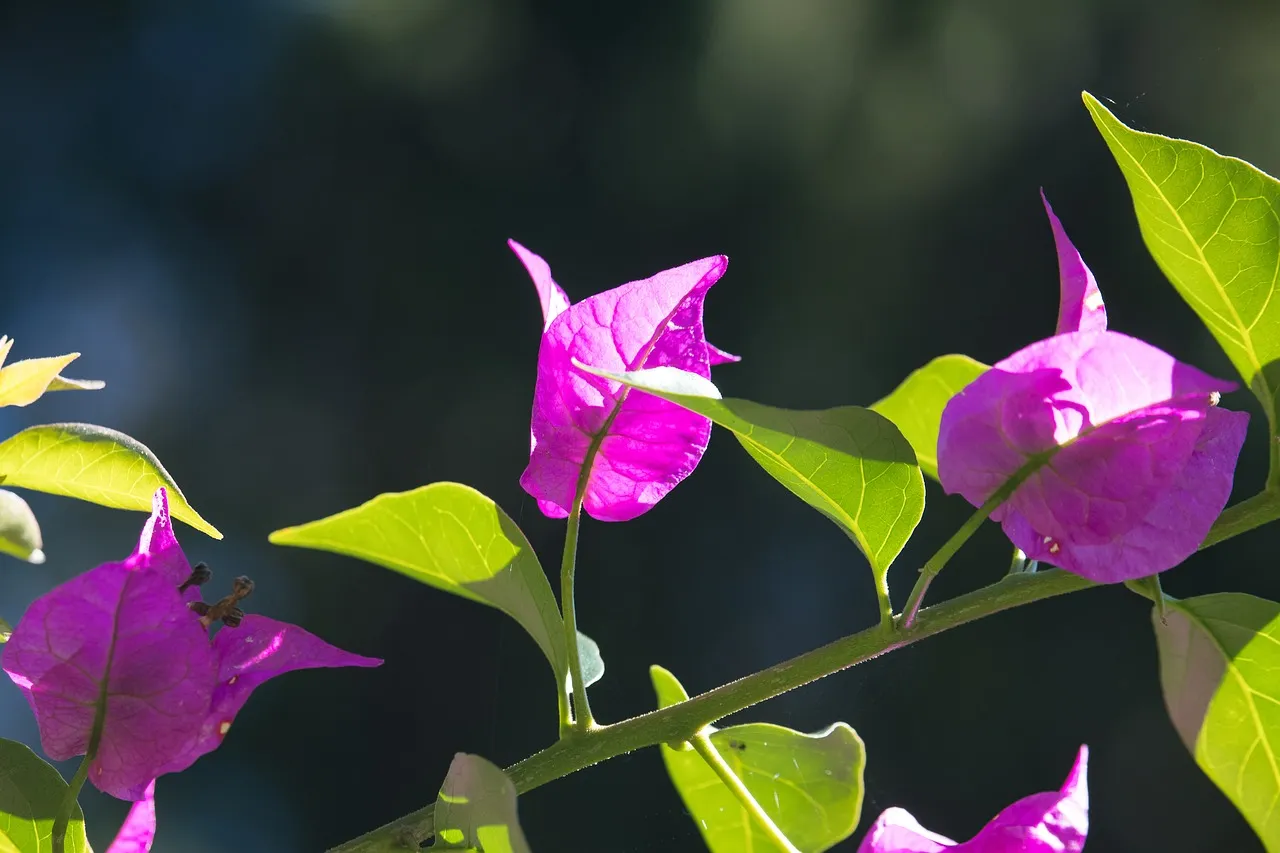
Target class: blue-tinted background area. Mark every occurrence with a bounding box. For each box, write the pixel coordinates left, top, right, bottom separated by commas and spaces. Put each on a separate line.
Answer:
0, 1, 1277, 850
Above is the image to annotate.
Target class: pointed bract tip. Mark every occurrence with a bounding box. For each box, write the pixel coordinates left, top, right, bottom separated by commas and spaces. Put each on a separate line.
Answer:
1063, 744, 1089, 801
27, 549, 45, 565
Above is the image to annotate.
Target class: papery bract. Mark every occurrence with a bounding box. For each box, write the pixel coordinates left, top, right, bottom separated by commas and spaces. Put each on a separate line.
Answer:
1042, 192, 1105, 337
2, 488, 381, 800
510, 240, 737, 521
858, 746, 1088, 853
105, 780, 156, 853
936, 198, 1248, 582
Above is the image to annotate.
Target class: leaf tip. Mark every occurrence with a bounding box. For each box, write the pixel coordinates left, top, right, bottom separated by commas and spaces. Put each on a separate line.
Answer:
266, 527, 294, 545
26, 548, 45, 565
182, 514, 223, 540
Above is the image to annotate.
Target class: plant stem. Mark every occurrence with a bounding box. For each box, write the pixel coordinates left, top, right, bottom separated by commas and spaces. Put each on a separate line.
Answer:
327, 485, 1280, 852
873, 569, 894, 630
560, 493, 594, 732
328, 568, 1095, 851
52, 754, 91, 853
899, 465, 1030, 628
1200, 488, 1280, 549
690, 732, 801, 853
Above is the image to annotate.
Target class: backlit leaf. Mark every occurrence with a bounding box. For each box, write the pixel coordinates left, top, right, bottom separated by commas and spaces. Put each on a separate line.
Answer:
0, 423, 220, 539
1085, 93, 1280, 440
651, 666, 865, 853
45, 376, 105, 394
0, 738, 89, 853
871, 354, 987, 481
270, 483, 565, 681
577, 631, 604, 690
1154, 593, 1280, 849
582, 365, 924, 580
0, 335, 82, 410
0, 490, 43, 564
431, 753, 532, 853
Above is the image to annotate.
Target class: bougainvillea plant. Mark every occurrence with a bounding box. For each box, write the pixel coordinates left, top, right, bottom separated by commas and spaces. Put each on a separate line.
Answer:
5, 92, 1280, 852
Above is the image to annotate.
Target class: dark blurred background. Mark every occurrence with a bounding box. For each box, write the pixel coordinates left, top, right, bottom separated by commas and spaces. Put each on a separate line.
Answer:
0, 1, 1277, 850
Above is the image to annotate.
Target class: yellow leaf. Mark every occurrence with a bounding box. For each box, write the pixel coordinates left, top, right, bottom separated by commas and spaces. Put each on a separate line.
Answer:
0, 336, 82, 408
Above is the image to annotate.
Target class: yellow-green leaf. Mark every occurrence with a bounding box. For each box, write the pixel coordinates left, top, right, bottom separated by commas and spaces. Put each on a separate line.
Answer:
581, 364, 923, 603
651, 666, 865, 853
0, 738, 89, 853
45, 375, 105, 393
1084, 92, 1280, 439
871, 354, 988, 481
0, 347, 79, 408
431, 753, 533, 853
1154, 593, 1280, 849
270, 483, 565, 680
0, 489, 43, 564
0, 423, 220, 539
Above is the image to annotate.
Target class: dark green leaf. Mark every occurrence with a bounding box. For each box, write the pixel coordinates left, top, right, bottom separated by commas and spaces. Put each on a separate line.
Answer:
870, 354, 987, 481
431, 753, 532, 852
0, 490, 43, 564
0, 423, 221, 539
0, 738, 89, 853
583, 365, 924, 581
651, 666, 865, 852
270, 483, 566, 681
1154, 593, 1280, 848
1085, 93, 1280, 437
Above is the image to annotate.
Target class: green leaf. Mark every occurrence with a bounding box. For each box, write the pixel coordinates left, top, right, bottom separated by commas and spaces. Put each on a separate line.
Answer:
1154, 593, 1280, 849
0, 423, 221, 539
581, 365, 924, 578
651, 666, 865, 853
0, 618, 10, 644
0, 490, 43, 564
0, 738, 89, 853
431, 753, 533, 853
1084, 92, 1280, 436
269, 483, 566, 680
45, 376, 105, 394
0, 335, 79, 409
577, 631, 604, 689
870, 354, 988, 481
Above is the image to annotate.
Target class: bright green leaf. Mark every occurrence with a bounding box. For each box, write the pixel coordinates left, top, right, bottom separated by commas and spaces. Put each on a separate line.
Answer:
871, 354, 988, 481
0, 738, 89, 853
431, 753, 532, 853
1084, 93, 1280, 436
577, 631, 604, 690
270, 483, 565, 680
582, 365, 924, 579
1154, 593, 1280, 849
0, 423, 221, 539
0, 490, 43, 564
651, 666, 865, 853
0, 618, 10, 644
0, 830, 21, 853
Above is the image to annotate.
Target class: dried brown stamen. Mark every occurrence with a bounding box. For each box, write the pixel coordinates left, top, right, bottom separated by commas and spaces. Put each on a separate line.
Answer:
191, 575, 255, 628
178, 561, 212, 593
